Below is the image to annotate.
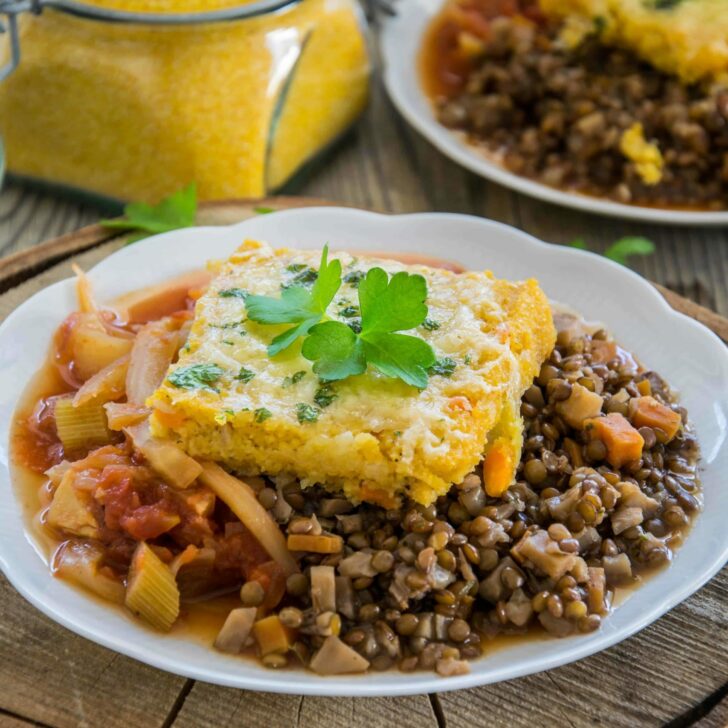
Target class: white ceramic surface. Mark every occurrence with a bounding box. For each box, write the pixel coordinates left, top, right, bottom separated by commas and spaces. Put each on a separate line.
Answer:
380, 0, 728, 226
0, 208, 726, 696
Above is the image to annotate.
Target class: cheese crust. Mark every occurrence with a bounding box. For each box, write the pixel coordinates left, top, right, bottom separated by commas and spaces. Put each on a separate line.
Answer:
148, 241, 555, 505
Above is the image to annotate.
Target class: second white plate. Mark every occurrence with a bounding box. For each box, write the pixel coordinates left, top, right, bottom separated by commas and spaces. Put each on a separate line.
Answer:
380, 0, 728, 226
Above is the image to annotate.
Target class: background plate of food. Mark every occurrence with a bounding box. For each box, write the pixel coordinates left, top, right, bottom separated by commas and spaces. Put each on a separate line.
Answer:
381, 0, 728, 225
0, 207, 726, 696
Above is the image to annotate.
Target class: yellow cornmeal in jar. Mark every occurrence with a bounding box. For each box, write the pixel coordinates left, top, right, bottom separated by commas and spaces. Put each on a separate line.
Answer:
0, 0, 369, 201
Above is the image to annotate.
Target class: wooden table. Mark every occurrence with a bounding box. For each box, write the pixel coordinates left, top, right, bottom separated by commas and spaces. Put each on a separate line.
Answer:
0, 74, 726, 728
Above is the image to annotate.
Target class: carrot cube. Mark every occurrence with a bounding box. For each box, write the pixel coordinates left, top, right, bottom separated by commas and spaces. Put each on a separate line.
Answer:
630, 396, 681, 442
584, 413, 644, 468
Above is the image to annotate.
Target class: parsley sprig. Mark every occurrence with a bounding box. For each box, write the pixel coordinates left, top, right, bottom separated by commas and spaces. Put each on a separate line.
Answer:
101, 183, 197, 244
245, 247, 437, 388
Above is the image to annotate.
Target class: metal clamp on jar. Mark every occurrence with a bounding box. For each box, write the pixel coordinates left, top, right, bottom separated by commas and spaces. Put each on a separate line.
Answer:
0, 0, 370, 201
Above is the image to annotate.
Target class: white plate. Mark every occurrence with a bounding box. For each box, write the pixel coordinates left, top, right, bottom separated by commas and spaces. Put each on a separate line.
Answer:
0, 208, 726, 696
380, 0, 728, 226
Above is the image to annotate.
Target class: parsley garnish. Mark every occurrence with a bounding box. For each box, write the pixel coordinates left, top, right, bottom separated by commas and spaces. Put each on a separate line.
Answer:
254, 408, 272, 423
101, 183, 197, 245
313, 384, 337, 408
236, 367, 255, 383
303, 268, 436, 388
339, 305, 359, 318
283, 371, 306, 387
219, 288, 248, 300
247, 248, 437, 388
422, 317, 441, 331
254, 206, 275, 215
464, 354, 472, 365
429, 357, 456, 377
168, 363, 223, 391
296, 403, 320, 423
246, 246, 342, 357
568, 236, 655, 266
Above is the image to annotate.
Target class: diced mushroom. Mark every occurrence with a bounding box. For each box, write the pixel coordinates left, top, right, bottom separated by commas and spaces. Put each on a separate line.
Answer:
310, 565, 337, 613
602, 554, 633, 586
587, 567, 607, 615
545, 486, 582, 522
556, 383, 604, 428
335, 513, 363, 534
574, 526, 602, 554
335, 576, 356, 619
214, 607, 257, 654
511, 529, 576, 580
436, 657, 471, 676
617, 481, 659, 516
479, 557, 519, 603
611, 506, 644, 535
272, 481, 293, 523
433, 614, 452, 641
505, 587, 534, 627
309, 636, 370, 675
338, 551, 377, 578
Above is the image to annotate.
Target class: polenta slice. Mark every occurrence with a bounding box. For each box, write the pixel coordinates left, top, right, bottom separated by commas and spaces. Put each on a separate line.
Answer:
148, 241, 555, 506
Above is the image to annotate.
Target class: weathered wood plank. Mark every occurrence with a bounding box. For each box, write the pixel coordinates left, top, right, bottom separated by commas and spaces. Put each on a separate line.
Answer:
437, 566, 728, 728
0, 574, 185, 728
171, 682, 438, 728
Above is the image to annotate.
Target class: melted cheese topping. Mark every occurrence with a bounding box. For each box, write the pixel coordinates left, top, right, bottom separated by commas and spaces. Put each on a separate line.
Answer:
149, 240, 555, 505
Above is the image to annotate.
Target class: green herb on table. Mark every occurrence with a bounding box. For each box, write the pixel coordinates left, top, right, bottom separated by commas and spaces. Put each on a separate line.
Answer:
568, 236, 655, 265
168, 363, 223, 391
296, 403, 320, 423
101, 182, 197, 244
246, 246, 342, 357
254, 206, 275, 215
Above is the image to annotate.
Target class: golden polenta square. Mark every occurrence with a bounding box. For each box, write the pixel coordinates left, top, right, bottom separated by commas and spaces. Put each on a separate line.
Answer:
148, 240, 555, 505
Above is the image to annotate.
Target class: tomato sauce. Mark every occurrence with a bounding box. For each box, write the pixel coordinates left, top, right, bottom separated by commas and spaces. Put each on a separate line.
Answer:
419, 0, 545, 99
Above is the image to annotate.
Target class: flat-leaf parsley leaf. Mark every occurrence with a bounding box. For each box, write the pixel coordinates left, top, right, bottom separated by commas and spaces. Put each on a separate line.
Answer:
101, 183, 197, 244
302, 267, 436, 388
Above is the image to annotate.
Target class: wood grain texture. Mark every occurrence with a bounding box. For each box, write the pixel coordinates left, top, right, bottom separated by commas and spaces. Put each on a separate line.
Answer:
171, 683, 438, 728
0, 55, 726, 728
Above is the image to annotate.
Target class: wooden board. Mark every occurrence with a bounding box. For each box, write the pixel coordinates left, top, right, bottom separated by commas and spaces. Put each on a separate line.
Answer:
0, 197, 726, 728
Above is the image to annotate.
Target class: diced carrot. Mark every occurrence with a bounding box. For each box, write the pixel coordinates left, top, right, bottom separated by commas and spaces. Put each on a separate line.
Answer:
359, 486, 400, 509
482, 440, 514, 497
252, 615, 294, 656
584, 413, 644, 468
286, 533, 343, 554
630, 396, 681, 442
636, 379, 652, 396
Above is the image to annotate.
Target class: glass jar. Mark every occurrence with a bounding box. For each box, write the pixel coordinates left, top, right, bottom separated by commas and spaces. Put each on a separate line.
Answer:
0, 0, 370, 201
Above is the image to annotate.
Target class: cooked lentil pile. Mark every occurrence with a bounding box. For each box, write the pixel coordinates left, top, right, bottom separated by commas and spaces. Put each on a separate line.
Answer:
229, 321, 700, 675
434, 13, 728, 209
